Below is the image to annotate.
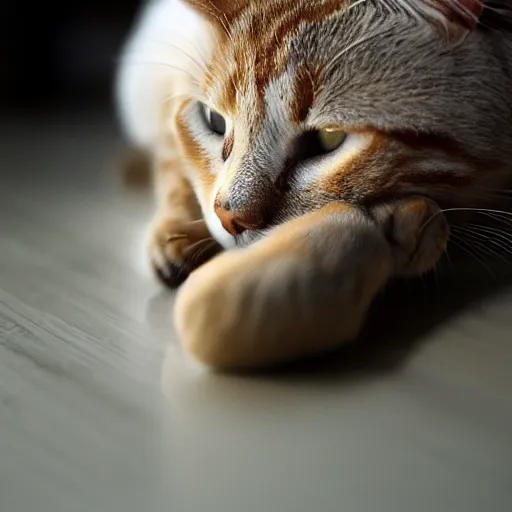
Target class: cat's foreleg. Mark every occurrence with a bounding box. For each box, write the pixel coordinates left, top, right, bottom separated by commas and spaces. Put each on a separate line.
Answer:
173, 198, 449, 369
148, 149, 222, 288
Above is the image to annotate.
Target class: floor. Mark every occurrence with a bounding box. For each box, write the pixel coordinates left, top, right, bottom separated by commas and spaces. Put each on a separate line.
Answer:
1, 108, 512, 512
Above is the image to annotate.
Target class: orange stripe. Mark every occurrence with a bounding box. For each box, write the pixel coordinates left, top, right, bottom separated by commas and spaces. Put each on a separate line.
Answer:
203, 1, 349, 121
290, 64, 321, 124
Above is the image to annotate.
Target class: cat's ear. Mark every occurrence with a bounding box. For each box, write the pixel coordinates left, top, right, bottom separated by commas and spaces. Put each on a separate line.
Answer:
181, 0, 248, 22
413, 0, 485, 39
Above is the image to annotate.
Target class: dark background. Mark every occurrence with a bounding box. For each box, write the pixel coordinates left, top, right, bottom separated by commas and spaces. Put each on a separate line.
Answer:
2, 1, 143, 112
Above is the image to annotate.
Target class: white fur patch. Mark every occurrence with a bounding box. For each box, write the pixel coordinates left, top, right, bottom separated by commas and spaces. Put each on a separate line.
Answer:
204, 209, 237, 249
296, 132, 374, 187
204, 187, 237, 249
116, 0, 211, 149
328, 132, 374, 169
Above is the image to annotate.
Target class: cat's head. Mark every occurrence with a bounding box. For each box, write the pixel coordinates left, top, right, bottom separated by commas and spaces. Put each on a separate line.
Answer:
171, 0, 512, 248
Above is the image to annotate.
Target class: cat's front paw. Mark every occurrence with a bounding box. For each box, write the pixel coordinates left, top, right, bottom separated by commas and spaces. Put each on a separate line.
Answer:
372, 198, 450, 278
148, 216, 222, 288
173, 202, 393, 370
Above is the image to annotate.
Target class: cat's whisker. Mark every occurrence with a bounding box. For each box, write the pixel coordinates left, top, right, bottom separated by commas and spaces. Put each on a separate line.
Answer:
117, 56, 201, 87
462, 223, 512, 247
451, 226, 511, 262
143, 39, 207, 72
321, 28, 395, 82
481, 1, 512, 18
346, 0, 368, 12
443, 208, 512, 228
187, 239, 222, 265
168, 33, 212, 69
453, 227, 512, 267
458, 229, 512, 261
167, 234, 188, 243
161, 92, 193, 106
478, 237, 512, 260
173, 19, 229, 74
473, 223, 512, 240
201, 241, 224, 263
477, 1, 512, 32
182, 238, 212, 258
202, 0, 236, 46
161, 89, 210, 108
476, 212, 512, 228
188, 219, 209, 228
449, 234, 497, 281
419, 207, 512, 236
383, 0, 431, 20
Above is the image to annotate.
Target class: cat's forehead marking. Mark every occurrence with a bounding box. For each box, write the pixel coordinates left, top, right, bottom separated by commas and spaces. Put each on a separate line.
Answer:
290, 63, 320, 125
204, 0, 349, 120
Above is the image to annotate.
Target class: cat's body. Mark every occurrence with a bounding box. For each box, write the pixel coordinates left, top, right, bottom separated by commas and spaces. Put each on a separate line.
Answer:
117, 0, 512, 367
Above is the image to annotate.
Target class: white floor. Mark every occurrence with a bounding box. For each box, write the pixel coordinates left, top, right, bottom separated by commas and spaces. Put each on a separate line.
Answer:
1, 110, 511, 512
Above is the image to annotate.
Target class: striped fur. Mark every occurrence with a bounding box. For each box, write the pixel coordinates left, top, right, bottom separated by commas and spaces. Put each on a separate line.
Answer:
117, 0, 512, 272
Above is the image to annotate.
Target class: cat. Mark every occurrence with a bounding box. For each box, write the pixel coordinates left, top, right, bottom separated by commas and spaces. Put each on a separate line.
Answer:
116, 0, 512, 367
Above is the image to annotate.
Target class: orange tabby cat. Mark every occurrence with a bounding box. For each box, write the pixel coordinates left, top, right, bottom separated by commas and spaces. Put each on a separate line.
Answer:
117, 0, 512, 367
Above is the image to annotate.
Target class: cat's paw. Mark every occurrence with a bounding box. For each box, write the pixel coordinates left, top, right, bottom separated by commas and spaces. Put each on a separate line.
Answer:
148, 216, 222, 288
173, 203, 393, 369
172, 198, 450, 369
373, 198, 450, 278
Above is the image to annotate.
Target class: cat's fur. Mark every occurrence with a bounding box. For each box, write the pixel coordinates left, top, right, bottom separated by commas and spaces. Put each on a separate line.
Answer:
116, 0, 512, 367
174, 197, 449, 368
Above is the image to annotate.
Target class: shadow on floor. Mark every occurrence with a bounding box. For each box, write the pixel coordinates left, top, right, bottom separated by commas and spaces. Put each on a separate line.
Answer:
158, 252, 512, 421
261, 251, 512, 383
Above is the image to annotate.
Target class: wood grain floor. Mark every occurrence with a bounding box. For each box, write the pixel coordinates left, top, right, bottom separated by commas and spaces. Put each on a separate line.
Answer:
1, 110, 512, 512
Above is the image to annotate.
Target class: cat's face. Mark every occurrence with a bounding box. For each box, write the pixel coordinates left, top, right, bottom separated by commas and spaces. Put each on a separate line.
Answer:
172, 0, 511, 248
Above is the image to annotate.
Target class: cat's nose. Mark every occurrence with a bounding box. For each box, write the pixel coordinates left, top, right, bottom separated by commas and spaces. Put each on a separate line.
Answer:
214, 202, 260, 236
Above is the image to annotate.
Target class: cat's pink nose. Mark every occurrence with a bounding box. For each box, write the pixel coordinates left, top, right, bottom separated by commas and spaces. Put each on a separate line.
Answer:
214, 203, 258, 236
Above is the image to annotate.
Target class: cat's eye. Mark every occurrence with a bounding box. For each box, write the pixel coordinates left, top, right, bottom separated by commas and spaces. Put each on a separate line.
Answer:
201, 103, 226, 136
294, 127, 348, 162
317, 127, 347, 152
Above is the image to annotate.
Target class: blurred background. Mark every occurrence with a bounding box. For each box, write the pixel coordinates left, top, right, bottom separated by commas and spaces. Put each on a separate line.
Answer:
2, 1, 141, 114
